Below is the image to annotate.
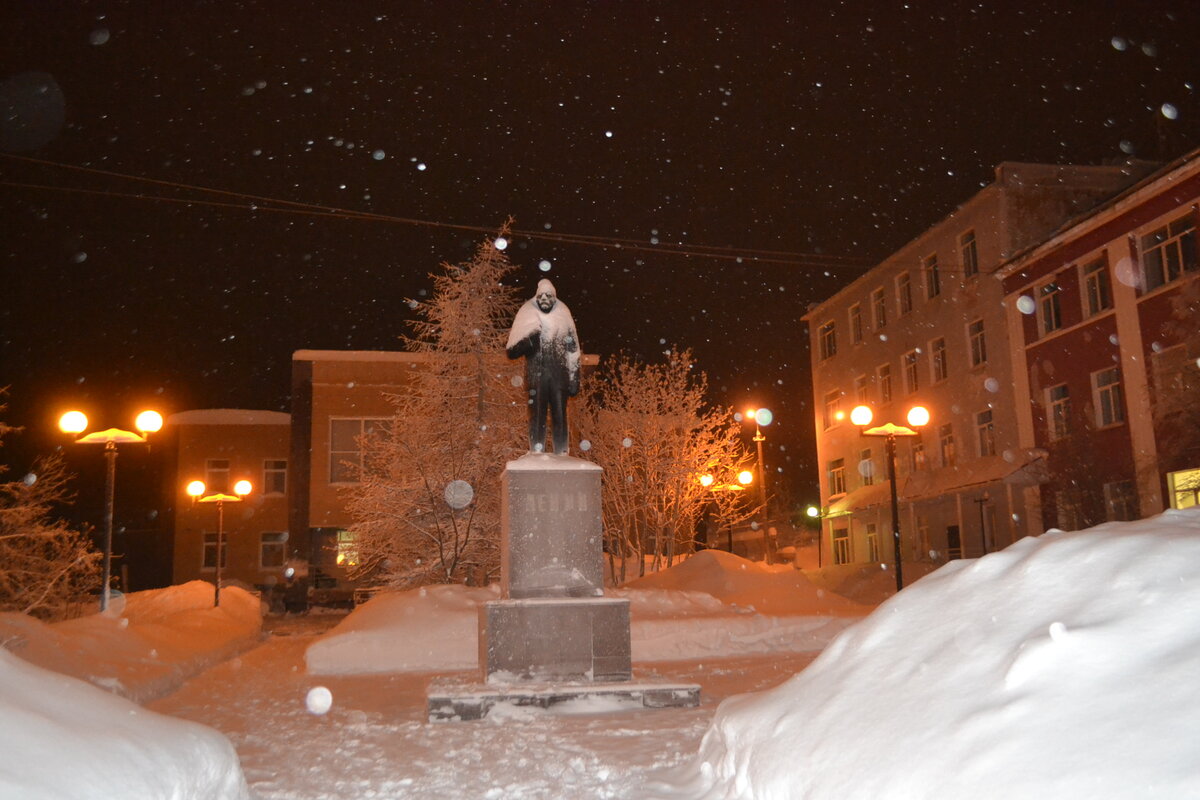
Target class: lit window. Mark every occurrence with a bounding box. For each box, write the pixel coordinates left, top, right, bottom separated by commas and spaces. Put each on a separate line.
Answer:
330, 418, 388, 484
849, 304, 864, 344
910, 441, 927, 471
1047, 384, 1070, 440
1093, 367, 1125, 427
1039, 281, 1062, 335
924, 253, 941, 298
263, 459, 287, 495
336, 530, 358, 568
897, 272, 913, 315
1140, 214, 1197, 292
819, 321, 837, 360
1083, 257, 1112, 316
976, 409, 996, 457
260, 531, 287, 568
931, 337, 948, 382
872, 287, 887, 329
866, 523, 880, 562
828, 459, 846, 496
961, 230, 979, 278
968, 319, 987, 366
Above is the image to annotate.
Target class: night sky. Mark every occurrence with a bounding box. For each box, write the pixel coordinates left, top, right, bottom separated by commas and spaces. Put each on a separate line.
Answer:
3, 0, 1199, 506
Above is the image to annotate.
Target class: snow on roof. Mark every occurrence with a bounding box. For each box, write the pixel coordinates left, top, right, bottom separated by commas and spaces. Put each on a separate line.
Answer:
166, 409, 290, 426
293, 349, 433, 363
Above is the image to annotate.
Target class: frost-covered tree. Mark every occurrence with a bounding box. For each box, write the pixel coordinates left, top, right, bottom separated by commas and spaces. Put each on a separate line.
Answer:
1152, 279, 1200, 479
575, 349, 758, 583
342, 228, 525, 588
0, 410, 101, 620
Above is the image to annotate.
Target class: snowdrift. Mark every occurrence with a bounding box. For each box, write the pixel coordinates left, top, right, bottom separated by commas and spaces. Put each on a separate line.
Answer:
677, 508, 1200, 800
306, 552, 870, 675
0, 648, 249, 799
0, 581, 263, 702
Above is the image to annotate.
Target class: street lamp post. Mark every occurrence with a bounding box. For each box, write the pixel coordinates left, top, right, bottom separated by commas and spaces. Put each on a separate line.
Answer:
975, 491, 991, 555
186, 479, 252, 607
58, 409, 163, 612
850, 404, 930, 593
744, 408, 774, 560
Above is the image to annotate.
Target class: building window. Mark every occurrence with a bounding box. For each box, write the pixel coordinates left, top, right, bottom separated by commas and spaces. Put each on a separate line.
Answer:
828, 458, 846, 496
1093, 367, 1125, 427
859, 448, 875, 487
1083, 257, 1112, 316
960, 230, 979, 278
903, 350, 920, 395
1104, 481, 1138, 522
201, 531, 226, 570
897, 272, 913, 315
329, 417, 387, 484
866, 523, 880, 563
930, 337, 948, 382
260, 531, 287, 568
1047, 384, 1071, 440
205, 459, 230, 493
872, 287, 887, 329
1038, 281, 1062, 335
854, 374, 870, 405
336, 530, 358, 568
263, 459, 287, 495
910, 441, 927, 472
939, 423, 956, 467
924, 253, 941, 299
976, 409, 996, 457
1055, 490, 1082, 531
823, 391, 842, 430
1167, 468, 1200, 509
1140, 213, 1197, 292
818, 321, 837, 360
877, 364, 893, 404
968, 319, 987, 367
849, 304, 864, 344
832, 528, 851, 565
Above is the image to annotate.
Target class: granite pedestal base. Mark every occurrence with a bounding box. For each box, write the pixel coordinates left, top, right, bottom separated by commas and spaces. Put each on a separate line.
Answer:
428, 679, 701, 722
479, 597, 631, 683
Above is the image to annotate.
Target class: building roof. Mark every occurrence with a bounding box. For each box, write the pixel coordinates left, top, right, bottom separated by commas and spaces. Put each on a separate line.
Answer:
166, 409, 290, 426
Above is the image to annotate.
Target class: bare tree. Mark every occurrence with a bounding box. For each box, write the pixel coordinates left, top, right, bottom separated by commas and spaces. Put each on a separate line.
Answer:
575, 349, 758, 583
342, 227, 525, 588
0, 409, 101, 620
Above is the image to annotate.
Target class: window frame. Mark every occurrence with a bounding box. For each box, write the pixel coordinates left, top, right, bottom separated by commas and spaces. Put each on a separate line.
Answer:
930, 337, 948, 383
923, 253, 941, 299
872, 287, 887, 329
903, 349, 920, 395
828, 458, 847, 496
960, 229, 979, 278
859, 447, 875, 487
849, 303, 864, 345
822, 390, 842, 431
1038, 280, 1063, 336
976, 409, 996, 457
262, 459, 287, 496
1093, 367, 1125, 428
201, 531, 227, 571
259, 531, 288, 568
967, 319, 987, 367
939, 423, 956, 468
1047, 383, 1071, 441
329, 417, 389, 485
1140, 213, 1197, 292
897, 271, 913, 316
818, 320, 838, 360
1082, 256, 1112, 317
877, 363, 893, 404
205, 458, 230, 494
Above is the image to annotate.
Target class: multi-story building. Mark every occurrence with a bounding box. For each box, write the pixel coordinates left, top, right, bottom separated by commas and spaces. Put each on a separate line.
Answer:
999, 147, 1200, 529
804, 161, 1154, 571
166, 409, 292, 592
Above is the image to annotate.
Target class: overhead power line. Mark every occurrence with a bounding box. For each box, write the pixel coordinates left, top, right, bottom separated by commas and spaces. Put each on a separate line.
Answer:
0, 153, 873, 271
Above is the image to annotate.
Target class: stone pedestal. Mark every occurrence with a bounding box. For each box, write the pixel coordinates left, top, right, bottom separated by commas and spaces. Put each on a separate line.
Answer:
427, 451, 699, 721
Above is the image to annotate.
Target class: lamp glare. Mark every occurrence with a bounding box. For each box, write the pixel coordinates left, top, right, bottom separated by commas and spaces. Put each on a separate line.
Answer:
234, 480, 252, 497
58, 410, 88, 434
907, 406, 931, 428
135, 410, 163, 434
850, 405, 874, 426
186, 480, 206, 497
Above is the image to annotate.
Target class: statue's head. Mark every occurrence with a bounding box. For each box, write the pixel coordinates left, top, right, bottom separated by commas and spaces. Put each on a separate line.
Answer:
535, 279, 557, 313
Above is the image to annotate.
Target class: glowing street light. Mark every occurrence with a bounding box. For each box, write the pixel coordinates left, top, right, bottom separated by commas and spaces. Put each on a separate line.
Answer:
699, 470, 753, 551
850, 404, 931, 593
187, 478, 252, 607
58, 408, 162, 612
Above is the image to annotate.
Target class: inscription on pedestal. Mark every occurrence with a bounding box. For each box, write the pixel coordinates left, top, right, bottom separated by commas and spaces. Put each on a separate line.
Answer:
502, 453, 603, 599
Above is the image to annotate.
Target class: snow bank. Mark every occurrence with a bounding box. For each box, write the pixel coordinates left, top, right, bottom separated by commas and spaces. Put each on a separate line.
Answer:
306, 552, 869, 675
0, 648, 248, 800
0, 581, 263, 702
679, 509, 1200, 800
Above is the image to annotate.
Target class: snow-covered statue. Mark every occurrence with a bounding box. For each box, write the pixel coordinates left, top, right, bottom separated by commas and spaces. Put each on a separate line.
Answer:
506, 279, 581, 455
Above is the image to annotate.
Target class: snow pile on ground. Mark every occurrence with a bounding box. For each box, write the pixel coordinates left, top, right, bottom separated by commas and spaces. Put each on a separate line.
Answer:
0, 580, 263, 702
670, 508, 1200, 800
0, 648, 248, 799
307, 551, 871, 675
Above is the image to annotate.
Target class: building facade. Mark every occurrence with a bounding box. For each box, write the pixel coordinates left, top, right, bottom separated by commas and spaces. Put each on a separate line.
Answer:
999, 148, 1200, 530
804, 161, 1154, 572
166, 409, 292, 593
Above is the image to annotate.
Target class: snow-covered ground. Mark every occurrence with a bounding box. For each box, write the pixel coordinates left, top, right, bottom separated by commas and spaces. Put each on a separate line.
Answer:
4, 511, 1200, 799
